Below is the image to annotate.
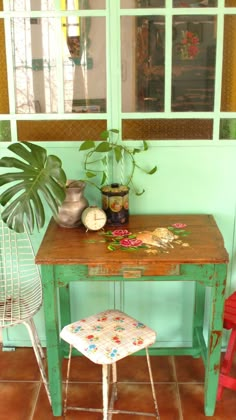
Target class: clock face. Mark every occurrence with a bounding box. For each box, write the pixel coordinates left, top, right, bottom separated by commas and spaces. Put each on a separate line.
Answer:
81, 207, 107, 231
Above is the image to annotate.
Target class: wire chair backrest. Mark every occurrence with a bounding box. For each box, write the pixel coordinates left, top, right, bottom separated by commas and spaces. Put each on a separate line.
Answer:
0, 220, 42, 327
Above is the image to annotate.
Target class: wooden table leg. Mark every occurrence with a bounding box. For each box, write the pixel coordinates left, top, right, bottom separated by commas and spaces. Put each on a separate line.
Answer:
42, 265, 63, 416
193, 281, 206, 360
59, 284, 71, 356
204, 264, 227, 416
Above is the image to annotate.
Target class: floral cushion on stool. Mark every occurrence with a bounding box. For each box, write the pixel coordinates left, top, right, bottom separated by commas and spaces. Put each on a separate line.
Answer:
60, 309, 157, 365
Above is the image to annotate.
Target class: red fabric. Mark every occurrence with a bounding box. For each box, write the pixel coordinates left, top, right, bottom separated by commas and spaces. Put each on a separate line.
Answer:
217, 292, 236, 400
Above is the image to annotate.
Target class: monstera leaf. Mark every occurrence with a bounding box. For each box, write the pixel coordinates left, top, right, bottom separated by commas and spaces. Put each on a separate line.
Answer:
0, 142, 67, 233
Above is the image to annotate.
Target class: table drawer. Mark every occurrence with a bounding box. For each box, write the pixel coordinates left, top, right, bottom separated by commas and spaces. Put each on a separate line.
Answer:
88, 263, 180, 277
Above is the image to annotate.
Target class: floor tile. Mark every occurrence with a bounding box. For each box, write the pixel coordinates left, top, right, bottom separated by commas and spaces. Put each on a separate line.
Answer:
113, 383, 180, 420
1, 347, 236, 419
0, 347, 42, 381
61, 355, 101, 382
179, 383, 236, 420
118, 355, 175, 382
33, 384, 63, 420
34, 383, 103, 420
35, 382, 180, 420
0, 382, 40, 420
174, 355, 205, 382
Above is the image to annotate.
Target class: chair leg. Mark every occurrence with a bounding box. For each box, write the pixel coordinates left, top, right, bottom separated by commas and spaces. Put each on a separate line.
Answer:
108, 363, 118, 420
145, 347, 160, 420
217, 328, 236, 400
24, 319, 51, 404
64, 344, 73, 416
221, 329, 236, 374
102, 364, 109, 420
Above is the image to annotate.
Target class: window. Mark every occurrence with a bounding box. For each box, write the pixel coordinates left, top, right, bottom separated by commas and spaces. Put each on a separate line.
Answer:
0, 0, 235, 142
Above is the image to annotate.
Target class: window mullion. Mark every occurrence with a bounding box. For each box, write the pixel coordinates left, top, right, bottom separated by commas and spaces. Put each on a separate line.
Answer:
108, 0, 121, 130
212, 8, 224, 142
165, 11, 172, 114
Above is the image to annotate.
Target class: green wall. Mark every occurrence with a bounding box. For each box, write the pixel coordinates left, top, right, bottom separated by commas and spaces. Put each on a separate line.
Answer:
2, 142, 235, 348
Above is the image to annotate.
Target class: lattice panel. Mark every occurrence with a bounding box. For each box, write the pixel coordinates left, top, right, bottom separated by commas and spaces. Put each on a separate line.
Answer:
221, 15, 236, 111
122, 119, 213, 140
0, 19, 9, 114
17, 120, 107, 141
225, 0, 236, 5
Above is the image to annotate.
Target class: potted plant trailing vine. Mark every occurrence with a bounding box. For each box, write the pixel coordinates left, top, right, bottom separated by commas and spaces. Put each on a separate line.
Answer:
0, 129, 157, 233
79, 128, 157, 195
79, 128, 157, 224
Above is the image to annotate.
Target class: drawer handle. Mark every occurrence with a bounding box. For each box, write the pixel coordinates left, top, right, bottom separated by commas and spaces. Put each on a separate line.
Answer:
122, 269, 143, 278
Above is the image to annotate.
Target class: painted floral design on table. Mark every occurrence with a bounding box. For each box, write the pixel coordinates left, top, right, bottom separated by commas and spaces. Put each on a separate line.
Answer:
96, 224, 190, 253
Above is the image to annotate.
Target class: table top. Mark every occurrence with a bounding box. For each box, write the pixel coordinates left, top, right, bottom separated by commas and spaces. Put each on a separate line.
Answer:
35, 215, 229, 272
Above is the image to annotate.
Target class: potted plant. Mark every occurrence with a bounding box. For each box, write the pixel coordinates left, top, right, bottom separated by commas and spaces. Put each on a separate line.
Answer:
79, 128, 157, 224
0, 129, 157, 233
79, 128, 157, 196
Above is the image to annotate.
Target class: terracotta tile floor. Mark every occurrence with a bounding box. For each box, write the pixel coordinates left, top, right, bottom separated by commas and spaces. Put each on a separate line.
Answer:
0, 346, 235, 420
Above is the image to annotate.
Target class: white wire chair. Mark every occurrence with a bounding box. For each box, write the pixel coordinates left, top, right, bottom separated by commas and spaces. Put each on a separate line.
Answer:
0, 220, 51, 404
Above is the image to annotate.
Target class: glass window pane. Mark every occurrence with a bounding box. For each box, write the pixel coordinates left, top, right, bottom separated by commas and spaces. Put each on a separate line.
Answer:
121, 16, 165, 112
9, 0, 55, 11
17, 120, 107, 141
9, 0, 103, 11
0, 19, 9, 114
63, 0, 105, 10
172, 15, 216, 111
173, 0, 217, 7
221, 15, 236, 111
122, 119, 213, 140
0, 121, 11, 142
12, 18, 58, 113
121, 0, 165, 8
63, 17, 106, 113
220, 119, 236, 139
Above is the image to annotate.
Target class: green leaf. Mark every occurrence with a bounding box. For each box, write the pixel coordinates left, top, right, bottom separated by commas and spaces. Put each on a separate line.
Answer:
0, 141, 66, 233
85, 171, 97, 178
135, 189, 145, 196
100, 130, 110, 140
147, 166, 158, 175
133, 148, 141, 154
79, 140, 95, 151
143, 140, 148, 151
9, 142, 47, 168
101, 171, 107, 185
95, 142, 112, 153
108, 244, 117, 251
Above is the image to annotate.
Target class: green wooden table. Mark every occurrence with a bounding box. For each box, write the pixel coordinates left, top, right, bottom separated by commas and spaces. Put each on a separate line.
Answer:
35, 214, 229, 416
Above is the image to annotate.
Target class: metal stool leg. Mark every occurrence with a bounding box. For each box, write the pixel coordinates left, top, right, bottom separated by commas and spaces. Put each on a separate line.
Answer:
64, 344, 73, 416
108, 363, 118, 419
102, 364, 109, 420
145, 348, 160, 420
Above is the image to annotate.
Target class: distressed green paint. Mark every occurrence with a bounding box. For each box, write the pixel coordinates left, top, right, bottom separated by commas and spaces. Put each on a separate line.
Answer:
40, 260, 227, 416
41, 265, 63, 417
204, 264, 227, 416
192, 282, 206, 360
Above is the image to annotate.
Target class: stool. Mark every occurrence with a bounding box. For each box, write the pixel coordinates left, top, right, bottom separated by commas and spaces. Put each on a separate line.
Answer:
60, 309, 160, 419
217, 292, 236, 400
